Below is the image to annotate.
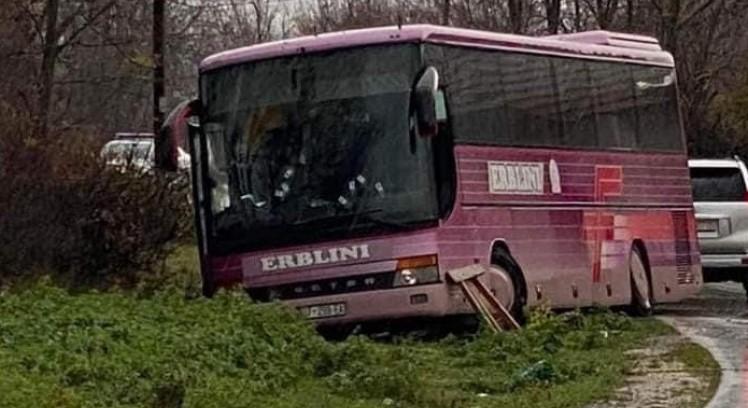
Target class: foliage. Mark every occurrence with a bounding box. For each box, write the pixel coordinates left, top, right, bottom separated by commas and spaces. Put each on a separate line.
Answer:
0, 284, 670, 408
704, 66, 748, 158
0, 106, 192, 289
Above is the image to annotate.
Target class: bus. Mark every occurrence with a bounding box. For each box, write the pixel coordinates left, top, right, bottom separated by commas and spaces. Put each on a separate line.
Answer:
171, 25, 702, 328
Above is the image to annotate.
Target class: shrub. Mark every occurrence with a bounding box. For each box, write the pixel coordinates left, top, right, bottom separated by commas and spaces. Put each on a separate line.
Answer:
0, 105, 191, 289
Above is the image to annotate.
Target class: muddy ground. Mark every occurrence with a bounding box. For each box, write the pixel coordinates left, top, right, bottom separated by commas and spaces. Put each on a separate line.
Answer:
590, 283, 747, 408
660, 282, 748, 408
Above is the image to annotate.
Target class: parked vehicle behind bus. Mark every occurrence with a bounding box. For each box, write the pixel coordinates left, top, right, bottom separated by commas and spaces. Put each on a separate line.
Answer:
101, 134, 156, 172
689, 157, 748, 299
167, 25, 702, 329
103, 132, 190, 173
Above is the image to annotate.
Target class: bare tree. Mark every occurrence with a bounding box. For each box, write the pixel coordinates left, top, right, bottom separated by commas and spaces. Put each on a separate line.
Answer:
1, 0, 746, 159
24, 0, 118, 138
0, 1, 36, 113
584, 0, 619, 29
667, 0, 748, 151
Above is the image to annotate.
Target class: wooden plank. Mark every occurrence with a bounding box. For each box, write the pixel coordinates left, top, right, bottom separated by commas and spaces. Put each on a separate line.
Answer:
446, 264, 486, 283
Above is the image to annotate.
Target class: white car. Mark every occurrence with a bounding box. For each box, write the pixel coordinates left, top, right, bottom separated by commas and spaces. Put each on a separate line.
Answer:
689, 157, 748, 299
101, 138, 190, 172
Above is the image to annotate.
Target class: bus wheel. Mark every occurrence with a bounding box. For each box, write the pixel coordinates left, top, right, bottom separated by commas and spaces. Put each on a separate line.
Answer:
628, 246, 653, 316
490, 248, 527, 324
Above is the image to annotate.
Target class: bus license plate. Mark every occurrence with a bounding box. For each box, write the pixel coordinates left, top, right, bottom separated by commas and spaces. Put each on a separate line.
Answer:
303, 303, 346, 319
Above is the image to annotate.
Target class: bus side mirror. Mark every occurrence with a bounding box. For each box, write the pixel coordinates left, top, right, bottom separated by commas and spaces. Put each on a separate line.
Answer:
414, 66, 440, 138
156, 99, 200, 171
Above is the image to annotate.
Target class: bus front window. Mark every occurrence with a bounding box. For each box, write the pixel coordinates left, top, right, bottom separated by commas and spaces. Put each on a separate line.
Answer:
200, 44, 439, 253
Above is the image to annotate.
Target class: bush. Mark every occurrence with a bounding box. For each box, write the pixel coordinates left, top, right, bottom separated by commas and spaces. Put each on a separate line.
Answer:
0, 105, 191, 289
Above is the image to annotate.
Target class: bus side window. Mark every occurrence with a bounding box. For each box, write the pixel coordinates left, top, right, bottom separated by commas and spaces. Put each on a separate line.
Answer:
634, 67, 682, 151
554, 59, 597, 148
590, 62, 637, 150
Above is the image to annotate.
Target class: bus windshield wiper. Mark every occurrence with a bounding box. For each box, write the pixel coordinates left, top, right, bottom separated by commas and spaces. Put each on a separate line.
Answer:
352, 211, 411, 229
291, 208, 382, 226
293, 208, 408, 230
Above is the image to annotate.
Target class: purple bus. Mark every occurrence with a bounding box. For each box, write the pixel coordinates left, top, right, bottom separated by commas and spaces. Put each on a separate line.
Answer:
175, 25, 702, 327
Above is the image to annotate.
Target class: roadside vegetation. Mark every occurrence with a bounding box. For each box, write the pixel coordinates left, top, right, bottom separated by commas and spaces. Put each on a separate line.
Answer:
0, 106, 192, 292
0, 282, 673, 408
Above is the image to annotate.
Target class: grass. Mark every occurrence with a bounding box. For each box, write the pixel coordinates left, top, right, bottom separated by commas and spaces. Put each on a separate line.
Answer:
154, 244, 203, 294
0, 280, 674, 408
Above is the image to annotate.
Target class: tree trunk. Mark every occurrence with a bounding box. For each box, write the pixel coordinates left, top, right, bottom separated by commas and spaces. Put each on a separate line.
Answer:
39, 0, 59, 139
252, 1, 265, 42
545, 0, 561, 33
507, 0, 524, 33
442, 0, 451, 25
153, 0, 165, 136
660, 0, 680, 54
626, 0, 634, 29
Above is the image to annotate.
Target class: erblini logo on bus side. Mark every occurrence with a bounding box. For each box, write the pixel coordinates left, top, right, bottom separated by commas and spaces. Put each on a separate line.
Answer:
488, 161, 544, 195
260, 245, 371, 271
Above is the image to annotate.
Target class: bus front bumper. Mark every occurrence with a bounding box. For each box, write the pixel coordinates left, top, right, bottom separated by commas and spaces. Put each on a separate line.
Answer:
284, 282, 473, 326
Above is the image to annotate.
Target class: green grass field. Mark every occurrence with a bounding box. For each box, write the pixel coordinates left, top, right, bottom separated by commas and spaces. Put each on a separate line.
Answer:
0, 281, 677, 408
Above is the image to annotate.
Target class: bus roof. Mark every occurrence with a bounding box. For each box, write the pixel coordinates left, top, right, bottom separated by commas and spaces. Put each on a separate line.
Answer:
200, 24, 673, 73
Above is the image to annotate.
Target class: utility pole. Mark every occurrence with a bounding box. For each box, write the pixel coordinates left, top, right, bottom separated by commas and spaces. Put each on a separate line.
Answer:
153, 0, 165, 135
39, 0, 60, 139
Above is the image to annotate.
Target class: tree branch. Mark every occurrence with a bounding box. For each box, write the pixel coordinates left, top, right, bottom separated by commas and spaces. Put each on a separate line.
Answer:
58, 0, 118, 53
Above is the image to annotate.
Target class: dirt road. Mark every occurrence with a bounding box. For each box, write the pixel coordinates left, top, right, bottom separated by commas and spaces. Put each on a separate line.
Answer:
659, 283, 748, 408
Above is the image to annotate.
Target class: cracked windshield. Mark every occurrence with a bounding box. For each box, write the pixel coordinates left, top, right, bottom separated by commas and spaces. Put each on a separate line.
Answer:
201, 44, 438, 249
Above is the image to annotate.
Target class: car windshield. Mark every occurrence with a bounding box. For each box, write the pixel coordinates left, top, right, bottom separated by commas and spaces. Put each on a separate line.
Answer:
200, 44, 439, 252
690, 166, 746, 202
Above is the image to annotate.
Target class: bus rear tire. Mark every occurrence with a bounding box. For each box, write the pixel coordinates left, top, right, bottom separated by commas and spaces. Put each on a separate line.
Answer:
491, 247, 527, 324
628, 245, 653, 317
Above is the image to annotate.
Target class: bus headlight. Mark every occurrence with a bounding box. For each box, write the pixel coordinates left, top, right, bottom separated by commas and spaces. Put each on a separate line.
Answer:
400, 269, 417, 286
393, 266, 439, 287
393, 255, 439, 287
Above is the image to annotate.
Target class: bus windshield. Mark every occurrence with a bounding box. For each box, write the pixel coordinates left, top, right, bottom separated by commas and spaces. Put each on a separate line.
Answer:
200, 44, 439, 252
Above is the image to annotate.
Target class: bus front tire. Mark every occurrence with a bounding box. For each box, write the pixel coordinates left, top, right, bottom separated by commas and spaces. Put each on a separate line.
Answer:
491, 247, 527, 325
